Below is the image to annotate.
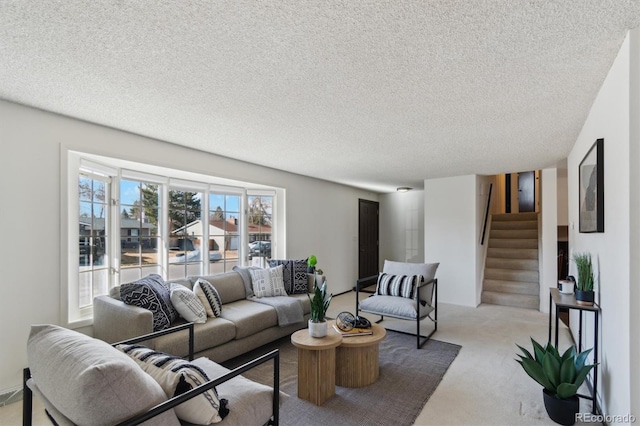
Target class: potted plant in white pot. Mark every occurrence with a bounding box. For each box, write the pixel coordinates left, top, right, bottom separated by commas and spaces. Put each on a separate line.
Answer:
307, 280, 332, 338
572, 252, 595, 306
516, 338, 596, 426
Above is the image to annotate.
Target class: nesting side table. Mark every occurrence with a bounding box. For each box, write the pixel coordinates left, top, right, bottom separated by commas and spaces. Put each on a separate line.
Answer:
291, 329, 342, 405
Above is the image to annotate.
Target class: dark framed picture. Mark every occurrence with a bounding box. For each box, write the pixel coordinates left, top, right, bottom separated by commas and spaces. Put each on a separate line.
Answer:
579, 138, 604, 233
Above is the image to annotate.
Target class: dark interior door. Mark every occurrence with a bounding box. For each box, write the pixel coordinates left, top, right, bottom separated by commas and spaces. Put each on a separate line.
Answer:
518, 171, 535, 212
358, 199, 379, 279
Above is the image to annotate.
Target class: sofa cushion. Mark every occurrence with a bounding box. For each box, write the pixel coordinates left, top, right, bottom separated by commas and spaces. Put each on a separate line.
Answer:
117, 345, 228, 424
250, 265, 287, 298
191, 357, 283, 426
27, 324, 179, 426
170, 284, 207, 323
359, 294, 434, 319
268, 259, 309, 294
120, 274, 178, 331
193, 279, 223, 318
232, 265, 261, 298
220, 300, 278, 339
189, 272, 246, 304
154, 318, 237, 358
383, 260, 439, 282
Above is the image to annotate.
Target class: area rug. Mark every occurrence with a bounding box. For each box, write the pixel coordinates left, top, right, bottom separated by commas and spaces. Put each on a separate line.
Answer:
222, 330, 461, 426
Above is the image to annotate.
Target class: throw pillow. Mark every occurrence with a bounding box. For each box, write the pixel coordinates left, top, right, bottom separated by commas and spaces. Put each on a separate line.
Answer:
170, 283, 207, 323
268, 259, 309, 294
249, 265, 287, 297
117, 344, 229, 424
120, 274, 178, 331
376, 273, 421, 299
232, 265, 261, 298
193, 278, 223, 318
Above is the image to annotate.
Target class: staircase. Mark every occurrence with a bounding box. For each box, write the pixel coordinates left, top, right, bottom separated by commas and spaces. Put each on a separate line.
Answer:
481, 212, 540, 310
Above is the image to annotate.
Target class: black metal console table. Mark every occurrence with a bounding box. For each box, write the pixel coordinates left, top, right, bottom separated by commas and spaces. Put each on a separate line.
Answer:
548, 288, 600, 414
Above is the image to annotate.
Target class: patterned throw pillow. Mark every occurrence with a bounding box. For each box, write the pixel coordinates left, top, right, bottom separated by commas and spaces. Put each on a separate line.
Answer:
375, 273, 422, 299
120, 274, 178, 331
117, 344, 229, 424
268, 259, 309, 294
194, 279, 223, 318
170, 283, 207, 323
249, 265, 287, 297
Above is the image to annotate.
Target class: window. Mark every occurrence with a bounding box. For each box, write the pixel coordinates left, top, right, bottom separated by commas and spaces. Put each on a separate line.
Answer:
119, 179, 162, 283
208, 192, 241, 274
77, 172, 110, 311
67, 151, 280, 325
168, 188, 203, 279
247, 194, 273, 268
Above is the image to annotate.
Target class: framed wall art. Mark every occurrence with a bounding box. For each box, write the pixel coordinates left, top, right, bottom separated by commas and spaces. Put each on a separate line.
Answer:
579, 138, 604, 233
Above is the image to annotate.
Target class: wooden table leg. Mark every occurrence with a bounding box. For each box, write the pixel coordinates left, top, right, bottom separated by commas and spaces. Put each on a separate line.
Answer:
297, 347, 336, 405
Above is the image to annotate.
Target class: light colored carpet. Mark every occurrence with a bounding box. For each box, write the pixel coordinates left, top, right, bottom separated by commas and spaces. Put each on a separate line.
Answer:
327, 290, 595, 425
0, 291, 593, 425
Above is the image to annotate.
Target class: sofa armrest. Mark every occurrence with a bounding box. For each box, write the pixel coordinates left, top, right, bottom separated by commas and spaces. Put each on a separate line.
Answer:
115, 349, 280, 426
93, 295, 153, 344
113, 323, 195, 361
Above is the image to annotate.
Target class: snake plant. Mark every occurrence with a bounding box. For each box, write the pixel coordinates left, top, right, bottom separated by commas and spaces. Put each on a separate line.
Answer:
308, 281, 332, 323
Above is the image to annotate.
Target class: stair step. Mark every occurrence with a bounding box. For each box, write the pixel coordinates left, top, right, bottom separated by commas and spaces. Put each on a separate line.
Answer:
481, 291, 539, 310
492, 212, 539, 221
488, 239, 538, 249
491, 220, 538, 230
483, 279, 539, 296
484, 268, 539, 283
487, 248, 538, 259
486, 257, 539, 271
490, 229, 538, 239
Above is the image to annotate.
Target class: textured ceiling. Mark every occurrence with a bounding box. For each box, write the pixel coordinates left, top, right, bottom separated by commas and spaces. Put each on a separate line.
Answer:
1, 1, 638, 192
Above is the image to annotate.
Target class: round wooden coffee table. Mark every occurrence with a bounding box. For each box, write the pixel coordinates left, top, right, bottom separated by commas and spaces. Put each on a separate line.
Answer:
335, 323, 386, 387
291, 328, 342, 405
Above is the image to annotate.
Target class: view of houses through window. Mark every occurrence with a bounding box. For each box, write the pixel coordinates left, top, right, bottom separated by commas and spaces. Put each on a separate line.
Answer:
78, 173, 110, 308
72, 157, 277, 323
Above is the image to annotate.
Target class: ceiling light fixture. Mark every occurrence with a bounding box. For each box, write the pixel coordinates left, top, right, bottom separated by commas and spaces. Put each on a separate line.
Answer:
396, 187, 412, 192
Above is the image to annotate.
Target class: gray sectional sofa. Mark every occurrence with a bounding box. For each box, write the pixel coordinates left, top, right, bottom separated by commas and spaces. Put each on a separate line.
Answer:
94, 270, 314, 362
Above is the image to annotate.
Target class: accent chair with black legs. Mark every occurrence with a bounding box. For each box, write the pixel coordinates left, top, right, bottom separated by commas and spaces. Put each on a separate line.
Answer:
355, 260, 439, 349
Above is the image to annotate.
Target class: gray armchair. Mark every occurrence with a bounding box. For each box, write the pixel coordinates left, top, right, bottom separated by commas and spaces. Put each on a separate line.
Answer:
356, 260, 439, 349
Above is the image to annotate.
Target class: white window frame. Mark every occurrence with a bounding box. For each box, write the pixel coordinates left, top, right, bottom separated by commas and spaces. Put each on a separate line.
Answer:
64, 150, 281, 328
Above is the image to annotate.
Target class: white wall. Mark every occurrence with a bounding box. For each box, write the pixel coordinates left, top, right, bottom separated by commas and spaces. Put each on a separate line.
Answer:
0, 100, 377, 393
424, 175, 478, 307
539, 168, 558, 313
378, 190, 424, 266
556, 167, 569, 227
629, 26, 640, 419
567, 33, 632, 417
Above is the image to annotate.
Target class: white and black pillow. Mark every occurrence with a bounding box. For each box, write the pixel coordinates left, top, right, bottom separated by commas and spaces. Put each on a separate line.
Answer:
117, 344, 229, 424
194, 279, 223, 318
120, 274, 178, 331
268, 259, 309, 294
249, 265, 287, 297
170, 283, 207, 323
375, 273, 422, 299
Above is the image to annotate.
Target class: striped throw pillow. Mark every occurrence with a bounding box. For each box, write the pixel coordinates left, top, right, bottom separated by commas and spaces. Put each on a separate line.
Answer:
117, 344, 229, 424
375, 273, 422, 299
194, 279, 223, 318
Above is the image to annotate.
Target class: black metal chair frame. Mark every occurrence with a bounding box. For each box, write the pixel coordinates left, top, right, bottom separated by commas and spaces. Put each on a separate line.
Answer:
23, 323, 280, 426
356, 276, 438, 349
